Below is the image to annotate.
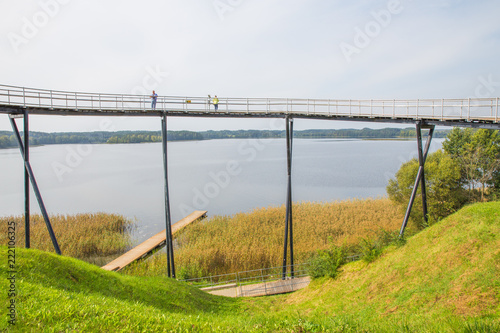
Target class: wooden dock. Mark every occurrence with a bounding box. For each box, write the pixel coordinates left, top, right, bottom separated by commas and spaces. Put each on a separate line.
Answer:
101, 210, 207, 271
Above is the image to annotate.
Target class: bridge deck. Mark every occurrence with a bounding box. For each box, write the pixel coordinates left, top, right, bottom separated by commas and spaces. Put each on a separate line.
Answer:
1, 84, 499, 129
101, 210, 207, 271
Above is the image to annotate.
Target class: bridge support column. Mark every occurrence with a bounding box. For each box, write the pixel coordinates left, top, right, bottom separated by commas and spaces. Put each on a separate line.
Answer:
9, 114, 61, 255
399, 122, 435, 237
161, 114, 175, 278
24, 109, 30, 248
282, 116, 294, 279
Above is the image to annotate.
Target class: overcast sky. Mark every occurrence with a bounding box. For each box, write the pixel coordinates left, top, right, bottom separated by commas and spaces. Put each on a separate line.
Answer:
1, 0, 499, 132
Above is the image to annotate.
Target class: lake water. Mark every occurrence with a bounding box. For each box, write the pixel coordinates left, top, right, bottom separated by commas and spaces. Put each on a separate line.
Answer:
0, 138, 443, 243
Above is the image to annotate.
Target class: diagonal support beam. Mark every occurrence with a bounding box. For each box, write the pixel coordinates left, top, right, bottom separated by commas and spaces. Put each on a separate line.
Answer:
9, 116, 61, 255
399, 122, 435, 237
282, 117, 294, 279
161, 114, 175, 278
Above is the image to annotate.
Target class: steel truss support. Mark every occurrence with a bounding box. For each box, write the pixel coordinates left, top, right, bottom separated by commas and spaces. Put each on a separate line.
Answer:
282, 116, 294, 279
399, 122, 435, 237
9, 115, 61, 255
161, 114, 175, 278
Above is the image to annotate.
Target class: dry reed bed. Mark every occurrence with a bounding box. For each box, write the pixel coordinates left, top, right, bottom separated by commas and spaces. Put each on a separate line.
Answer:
0, 213, 132, 265
126, 198, 405, 278
0, 199, 405, 276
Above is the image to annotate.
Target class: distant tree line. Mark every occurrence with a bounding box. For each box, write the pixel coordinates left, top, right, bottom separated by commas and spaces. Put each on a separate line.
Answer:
106, 131, 204, 143
199, 128, 449, 140
0, 130, 203, 149
200, 130, 282, 139
294, 128, 448, 139
0, 127, 449, 149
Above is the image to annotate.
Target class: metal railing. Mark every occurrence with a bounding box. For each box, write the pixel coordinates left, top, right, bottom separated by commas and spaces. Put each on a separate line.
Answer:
181, 254, 362, 288
0, 84, 499, 123
181, 263, 309, 290
180, 255, 362, 297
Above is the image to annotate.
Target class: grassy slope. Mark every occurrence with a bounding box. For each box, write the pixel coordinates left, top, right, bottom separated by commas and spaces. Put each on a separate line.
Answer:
258, 201, 500, 331
1, 201, 499, 332
0, 248, 241, 332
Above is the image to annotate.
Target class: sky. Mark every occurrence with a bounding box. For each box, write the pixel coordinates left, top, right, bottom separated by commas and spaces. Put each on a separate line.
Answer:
1, 0, 499, 132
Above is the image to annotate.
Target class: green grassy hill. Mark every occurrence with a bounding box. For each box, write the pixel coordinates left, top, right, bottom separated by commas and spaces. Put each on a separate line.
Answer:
0, 248, 240, 332
2, 201, 499, 332
268, 201, 500, 331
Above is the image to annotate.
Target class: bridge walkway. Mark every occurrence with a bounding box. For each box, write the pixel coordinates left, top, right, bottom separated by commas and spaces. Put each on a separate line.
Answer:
1, 84, 499, 129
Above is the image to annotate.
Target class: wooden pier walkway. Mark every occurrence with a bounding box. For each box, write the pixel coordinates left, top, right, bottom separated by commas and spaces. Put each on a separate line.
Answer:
101, 210, 207, 271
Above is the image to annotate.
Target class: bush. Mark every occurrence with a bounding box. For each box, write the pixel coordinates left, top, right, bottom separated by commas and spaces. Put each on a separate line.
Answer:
177, 262, 205, 280
359, 230, 402, 263
307, 244, 347, 279
359, 238, 384, 263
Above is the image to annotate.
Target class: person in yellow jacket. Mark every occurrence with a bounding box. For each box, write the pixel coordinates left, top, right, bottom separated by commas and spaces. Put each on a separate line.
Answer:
213, 95, 219, 111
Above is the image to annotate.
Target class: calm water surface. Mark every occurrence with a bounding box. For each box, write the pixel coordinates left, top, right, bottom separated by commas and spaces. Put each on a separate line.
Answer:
0, 138, 443, 243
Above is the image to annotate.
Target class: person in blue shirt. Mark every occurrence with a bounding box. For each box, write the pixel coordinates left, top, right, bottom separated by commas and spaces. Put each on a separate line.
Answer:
150, 90, 158, 110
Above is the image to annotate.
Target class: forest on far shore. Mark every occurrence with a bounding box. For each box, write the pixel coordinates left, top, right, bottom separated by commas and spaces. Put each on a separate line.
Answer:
0, 127, 450, 149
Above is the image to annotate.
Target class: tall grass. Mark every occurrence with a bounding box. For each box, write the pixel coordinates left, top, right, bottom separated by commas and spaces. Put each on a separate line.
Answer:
125, 198, 406, 278
0, 198, 405, 275
0, 213, 132, 266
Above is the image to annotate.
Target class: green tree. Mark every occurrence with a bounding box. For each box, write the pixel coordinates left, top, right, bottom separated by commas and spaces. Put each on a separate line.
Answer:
443, 128, 500, 200
387, 150, 465, 228
442, 127, 473, 157
470, 129, 500, 199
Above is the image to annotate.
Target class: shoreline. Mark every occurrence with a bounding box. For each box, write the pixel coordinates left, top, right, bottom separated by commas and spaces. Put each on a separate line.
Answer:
0, 135, 440, 150
0, 127, 451, 149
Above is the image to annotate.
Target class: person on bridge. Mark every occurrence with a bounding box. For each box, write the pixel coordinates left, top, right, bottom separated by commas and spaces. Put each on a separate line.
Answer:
150, 90, 158, 110
213, 95, 219, 111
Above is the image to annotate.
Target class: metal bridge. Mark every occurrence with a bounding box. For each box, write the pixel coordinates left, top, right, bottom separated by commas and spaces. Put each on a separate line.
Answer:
2, 83, 499, 281
1, 84, 499, 128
